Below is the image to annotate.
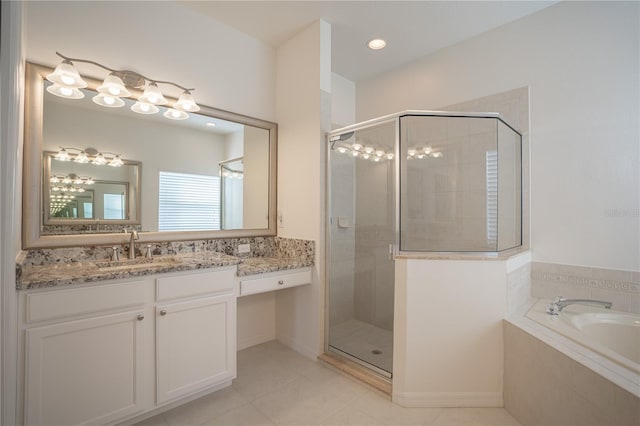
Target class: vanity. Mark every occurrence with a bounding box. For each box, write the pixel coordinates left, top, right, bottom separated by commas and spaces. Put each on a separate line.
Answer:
16, 249, 313, 426
15, 61, 313, 425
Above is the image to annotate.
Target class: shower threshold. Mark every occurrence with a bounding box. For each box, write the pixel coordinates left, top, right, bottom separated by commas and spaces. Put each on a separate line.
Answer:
320, 349, 392, 396
328, 345, 392, 379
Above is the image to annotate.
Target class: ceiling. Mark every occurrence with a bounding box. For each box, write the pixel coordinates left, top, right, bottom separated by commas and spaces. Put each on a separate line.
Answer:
183, 1, 556, 82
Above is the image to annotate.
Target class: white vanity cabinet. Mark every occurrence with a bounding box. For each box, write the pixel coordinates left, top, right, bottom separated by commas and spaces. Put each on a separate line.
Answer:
238, 267, 312, 296
155, 267, 237, 404
18, 266, 237, 426
20, 280, 149, 426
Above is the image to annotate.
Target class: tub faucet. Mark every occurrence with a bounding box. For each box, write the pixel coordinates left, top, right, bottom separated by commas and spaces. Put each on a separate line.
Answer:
122, 229, 139, 259
546, 296, 612, 315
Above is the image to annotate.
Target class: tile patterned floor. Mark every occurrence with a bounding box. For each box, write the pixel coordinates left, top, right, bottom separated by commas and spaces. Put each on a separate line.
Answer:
329, 320, 393, 373
134, 340, 520, 426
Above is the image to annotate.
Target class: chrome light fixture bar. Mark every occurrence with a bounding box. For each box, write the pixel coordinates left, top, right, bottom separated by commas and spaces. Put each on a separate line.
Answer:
54, 146, 124, 167
46, 52, 201, 119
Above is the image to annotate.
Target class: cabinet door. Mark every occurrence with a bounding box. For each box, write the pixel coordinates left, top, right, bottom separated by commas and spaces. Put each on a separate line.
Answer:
156, 295, 236, 404
25, 311, 146, 426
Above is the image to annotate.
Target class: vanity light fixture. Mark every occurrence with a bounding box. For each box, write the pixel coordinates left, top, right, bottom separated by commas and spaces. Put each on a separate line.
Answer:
131, 101, 159, 114
108, 155, 124, 167
47, 84, 85, 99
163, 108, 188, 120
97, 74, 131, 97
92, 153, 108, 166
46, 60, 88, 88
54, 148, 71, 162
74, 150, 89, 163
47, 52, 200, 119
93, 93, 125, 108
53, 147, 124, 167
139, 82, 168, 106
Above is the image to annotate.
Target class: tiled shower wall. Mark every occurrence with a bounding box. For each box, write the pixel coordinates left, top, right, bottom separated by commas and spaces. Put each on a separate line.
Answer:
531, 261, 640, 314
443, 86, 530, 250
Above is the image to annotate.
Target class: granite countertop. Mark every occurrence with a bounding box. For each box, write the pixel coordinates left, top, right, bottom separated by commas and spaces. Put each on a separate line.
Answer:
236, 256, 314, 276
17, 252, 314, 290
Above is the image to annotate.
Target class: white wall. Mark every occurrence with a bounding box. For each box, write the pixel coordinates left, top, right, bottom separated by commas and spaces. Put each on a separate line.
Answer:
24, 1, 276, 122
331, 72, 355, 128
275, 20, 331, 358
0, 2, 24, 423
357, 1, 640, 272
393, 258, 510, 407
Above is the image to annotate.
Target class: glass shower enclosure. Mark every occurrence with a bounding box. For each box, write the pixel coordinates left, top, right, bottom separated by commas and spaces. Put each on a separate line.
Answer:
326, 111, 522, 378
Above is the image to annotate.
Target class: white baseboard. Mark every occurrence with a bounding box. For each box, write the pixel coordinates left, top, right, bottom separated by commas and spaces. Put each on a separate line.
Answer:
276, 332, 319, 361
237, 332, 275, 351
392, 391, 503, 408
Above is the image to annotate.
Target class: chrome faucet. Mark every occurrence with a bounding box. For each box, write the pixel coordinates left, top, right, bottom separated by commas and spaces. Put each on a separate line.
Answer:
546, 296, 612, 315
122, 229, 140, 259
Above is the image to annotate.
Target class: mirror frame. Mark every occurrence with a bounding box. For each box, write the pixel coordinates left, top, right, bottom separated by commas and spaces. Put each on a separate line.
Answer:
23, 62, 277, 249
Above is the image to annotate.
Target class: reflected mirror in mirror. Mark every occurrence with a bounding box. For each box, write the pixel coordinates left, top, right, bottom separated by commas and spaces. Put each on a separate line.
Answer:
44, 149, 137, 227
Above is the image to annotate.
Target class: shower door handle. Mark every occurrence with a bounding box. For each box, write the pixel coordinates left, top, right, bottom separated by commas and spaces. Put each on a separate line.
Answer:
389, 244, 395, 261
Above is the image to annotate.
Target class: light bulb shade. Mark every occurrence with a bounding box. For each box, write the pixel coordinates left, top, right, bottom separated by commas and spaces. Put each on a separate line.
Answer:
55, 148, 71, 162
109, 155, 124, 167
92, 153, 107, 165
92, 93, 125, 108
97, 75, 131, 97
174, 91, 200, 112
46, 61, 88, 88
131, 101, 159, 115
74, 151, 89, 163
163, 108, 188, 120
139, 82, 168, 105
46, 83, 85, 99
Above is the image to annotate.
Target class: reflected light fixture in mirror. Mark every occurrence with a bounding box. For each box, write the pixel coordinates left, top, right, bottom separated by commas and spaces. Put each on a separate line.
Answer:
46, 51, 200, 120
54, 147, 124, 167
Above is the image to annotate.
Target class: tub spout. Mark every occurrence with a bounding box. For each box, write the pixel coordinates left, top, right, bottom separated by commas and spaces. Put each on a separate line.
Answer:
546, 296, 612, 315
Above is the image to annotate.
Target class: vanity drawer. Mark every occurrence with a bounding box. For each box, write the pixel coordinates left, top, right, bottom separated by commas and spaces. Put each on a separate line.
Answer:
156, 267, 236, 301
239, 268, 312, 297
25, 280, 146, 324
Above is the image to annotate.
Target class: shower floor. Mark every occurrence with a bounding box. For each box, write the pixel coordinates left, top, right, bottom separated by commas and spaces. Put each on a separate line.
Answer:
329, 319, 393, 374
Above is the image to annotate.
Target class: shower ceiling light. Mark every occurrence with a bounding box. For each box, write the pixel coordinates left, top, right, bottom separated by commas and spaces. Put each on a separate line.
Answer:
47, 52, 200, 119
367, 38, 387, 50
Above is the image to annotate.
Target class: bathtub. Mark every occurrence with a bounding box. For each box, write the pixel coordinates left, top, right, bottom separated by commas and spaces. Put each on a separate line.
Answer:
526, 299, 640, 375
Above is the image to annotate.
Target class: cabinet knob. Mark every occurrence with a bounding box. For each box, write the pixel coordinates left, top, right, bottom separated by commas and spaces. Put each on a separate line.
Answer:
137, 314, 144, 321
160, 309, 167, 316
278, 280, 284, 285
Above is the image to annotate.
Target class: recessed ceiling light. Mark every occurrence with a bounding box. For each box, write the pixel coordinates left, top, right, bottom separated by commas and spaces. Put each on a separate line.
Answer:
206, 122, 216, 127
368, 38, 387, 50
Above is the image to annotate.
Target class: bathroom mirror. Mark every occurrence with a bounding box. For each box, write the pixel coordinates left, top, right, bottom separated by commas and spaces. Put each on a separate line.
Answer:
23, 62, 277, 248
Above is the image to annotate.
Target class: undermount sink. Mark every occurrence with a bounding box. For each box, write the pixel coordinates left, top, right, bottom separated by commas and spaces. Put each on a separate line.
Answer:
94, 256, 182, 271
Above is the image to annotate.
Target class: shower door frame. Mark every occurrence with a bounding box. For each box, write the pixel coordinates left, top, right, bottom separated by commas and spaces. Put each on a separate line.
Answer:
325, 114, 400, 378
325, 110, 522, 378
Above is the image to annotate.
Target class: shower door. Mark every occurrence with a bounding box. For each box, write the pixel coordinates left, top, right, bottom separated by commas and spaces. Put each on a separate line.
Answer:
327, 120, 396, 377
